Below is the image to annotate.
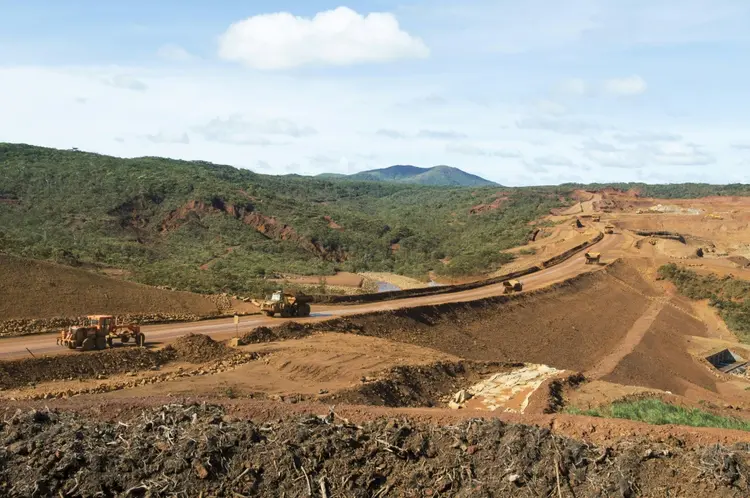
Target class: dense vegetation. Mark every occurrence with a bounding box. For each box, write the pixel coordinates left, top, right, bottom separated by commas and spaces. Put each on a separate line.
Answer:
319, 165, 496, 187
0, 144, 564, 295
568, 398, 750, 431
658, 264, 750, 342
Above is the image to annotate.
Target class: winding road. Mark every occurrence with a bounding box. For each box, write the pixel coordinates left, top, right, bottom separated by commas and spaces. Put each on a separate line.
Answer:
0, 233, 621, 360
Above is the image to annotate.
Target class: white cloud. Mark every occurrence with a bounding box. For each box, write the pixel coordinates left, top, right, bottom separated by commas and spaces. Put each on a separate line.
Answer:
613, 131, 682, 143
157, 44, 195, 62
558, 78, 588, 96
145, 131, 190, 144
516, 116, 604, 134
193, 115, 316, 145
446, 143, 522, 158
731, 141, 750, 150
218, 7, 429, 70
537, 100, 567, 115
103, 74, 148, 92
417, 129, 467, 140
602, 75, 647, 96
649, 142, 714, 166
376, 129, 407, 139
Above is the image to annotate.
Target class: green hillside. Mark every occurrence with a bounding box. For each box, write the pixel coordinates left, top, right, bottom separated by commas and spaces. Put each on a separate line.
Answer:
321, 165, 497, 187
0, 144, 564, 296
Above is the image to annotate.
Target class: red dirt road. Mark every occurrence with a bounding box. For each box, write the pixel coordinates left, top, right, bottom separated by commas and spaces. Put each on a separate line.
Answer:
0, 234, 621, 360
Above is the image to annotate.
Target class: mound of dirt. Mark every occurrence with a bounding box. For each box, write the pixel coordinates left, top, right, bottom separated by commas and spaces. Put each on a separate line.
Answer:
0, 253, 225, 322
2, 403, 749, 497
167, 333, 232, 363
0, 348, 175, 390
324, 361, 520, 408
240, 319, 364, 345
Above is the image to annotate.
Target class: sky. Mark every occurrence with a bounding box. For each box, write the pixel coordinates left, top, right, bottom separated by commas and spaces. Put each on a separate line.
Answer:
1, 0, 749, 186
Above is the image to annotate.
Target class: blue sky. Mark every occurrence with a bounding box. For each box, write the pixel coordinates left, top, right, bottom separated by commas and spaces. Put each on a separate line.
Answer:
1, 0, 749, 185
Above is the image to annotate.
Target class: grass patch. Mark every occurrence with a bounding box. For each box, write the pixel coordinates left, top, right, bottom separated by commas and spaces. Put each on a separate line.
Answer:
658, 263, 750, 343
567, 398, 750, 432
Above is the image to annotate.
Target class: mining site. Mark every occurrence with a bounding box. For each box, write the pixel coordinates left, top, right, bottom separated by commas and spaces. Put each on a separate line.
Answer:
3, 183, 750, 497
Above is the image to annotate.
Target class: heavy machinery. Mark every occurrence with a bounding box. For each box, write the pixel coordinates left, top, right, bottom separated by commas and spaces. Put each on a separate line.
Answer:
584, 252, 601, 265
592, 215, 601, 222
255, 290, 313, 318
57, 315, 145, 351
503, 280, 523, 294
604, 224, 615, 234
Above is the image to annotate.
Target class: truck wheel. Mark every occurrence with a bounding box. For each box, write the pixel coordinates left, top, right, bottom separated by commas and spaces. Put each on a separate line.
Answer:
298, 304, 311, 317
95, 337, 107, 350
67, 341, 77, 350
81, 337, 95, 351
264, 311, 275, 317
121, 334, 130, 344
107, 336, 114, 348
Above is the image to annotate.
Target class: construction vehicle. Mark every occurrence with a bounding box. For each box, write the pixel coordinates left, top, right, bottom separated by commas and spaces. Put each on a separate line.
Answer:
584, 252, 601, 265
604, 224, 615, 234
57, 315, 144, 351
503, 280, 523, 294
255, 290, 313, 318
591, 215, 601, 222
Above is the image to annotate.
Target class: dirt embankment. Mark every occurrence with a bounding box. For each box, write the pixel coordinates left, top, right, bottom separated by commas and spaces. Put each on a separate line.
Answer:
314, 263, 651, 373
0, 253, 248, 337
324, 361, 521, 408
2, 403, 750, 497
0, 334, 240, 390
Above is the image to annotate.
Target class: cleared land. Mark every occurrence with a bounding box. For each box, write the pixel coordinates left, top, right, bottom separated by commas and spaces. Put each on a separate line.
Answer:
3, 188, 750, 495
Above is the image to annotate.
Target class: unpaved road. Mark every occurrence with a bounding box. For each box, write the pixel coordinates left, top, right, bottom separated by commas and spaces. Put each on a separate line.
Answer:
0, 234, 621, 359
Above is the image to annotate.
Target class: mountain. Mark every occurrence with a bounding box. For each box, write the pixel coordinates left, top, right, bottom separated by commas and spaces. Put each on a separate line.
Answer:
0, 143, 565, 296
321, 165, 497, 187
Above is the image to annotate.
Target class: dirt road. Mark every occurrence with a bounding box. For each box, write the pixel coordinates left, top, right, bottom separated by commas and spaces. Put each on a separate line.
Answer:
0, 234, 621, 359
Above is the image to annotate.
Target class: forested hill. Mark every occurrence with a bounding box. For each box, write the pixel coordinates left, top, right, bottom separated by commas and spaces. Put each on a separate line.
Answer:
324, 165, 497, 186
0, 143, 565, 295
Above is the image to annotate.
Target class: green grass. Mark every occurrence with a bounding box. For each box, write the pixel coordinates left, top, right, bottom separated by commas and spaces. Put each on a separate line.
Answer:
567, 398, 750, 432
658, 264, 750, 342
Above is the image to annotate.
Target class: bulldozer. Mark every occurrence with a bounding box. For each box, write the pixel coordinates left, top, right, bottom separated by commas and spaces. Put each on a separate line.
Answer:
255, 290, 313, 318
503, 280, 523, 294
57, 315, 144, 351
604, 224, 615, 234
584, 252, 601, 265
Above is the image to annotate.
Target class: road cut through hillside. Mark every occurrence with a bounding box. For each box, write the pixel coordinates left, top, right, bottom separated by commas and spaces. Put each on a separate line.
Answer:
0, 233, 621, 359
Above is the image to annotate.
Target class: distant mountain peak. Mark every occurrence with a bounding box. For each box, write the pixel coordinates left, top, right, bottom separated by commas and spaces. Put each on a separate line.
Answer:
318, 165, 497, 187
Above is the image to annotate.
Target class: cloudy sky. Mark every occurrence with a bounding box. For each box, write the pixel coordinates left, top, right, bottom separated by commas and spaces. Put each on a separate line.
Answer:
2, 0, 749, 185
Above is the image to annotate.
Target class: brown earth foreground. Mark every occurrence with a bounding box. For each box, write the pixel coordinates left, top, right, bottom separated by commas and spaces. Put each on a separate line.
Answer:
3, 402, 750, 497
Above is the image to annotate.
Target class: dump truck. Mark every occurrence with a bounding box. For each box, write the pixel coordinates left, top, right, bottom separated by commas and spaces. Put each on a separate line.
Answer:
604, 224, 615, 234
584, 252, 601, 265
503, 280, 523, 294
255, 290, 313, 318
57, 315, 145, 351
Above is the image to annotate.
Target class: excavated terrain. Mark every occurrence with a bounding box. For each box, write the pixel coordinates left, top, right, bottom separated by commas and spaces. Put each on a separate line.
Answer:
3, 192, 750, 495
0, 254, 258, 337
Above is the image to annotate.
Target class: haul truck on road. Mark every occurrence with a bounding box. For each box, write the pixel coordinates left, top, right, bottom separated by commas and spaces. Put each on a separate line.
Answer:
57, 315, 145, 351
254, 290, 313, 318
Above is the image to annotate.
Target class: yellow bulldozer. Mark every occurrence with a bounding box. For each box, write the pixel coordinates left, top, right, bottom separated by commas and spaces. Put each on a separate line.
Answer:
503, 280, 523, 294
254, 290, 313, 318
584, 252, 601, 265
604, 224, 615, 234
57, 315, 145, 351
